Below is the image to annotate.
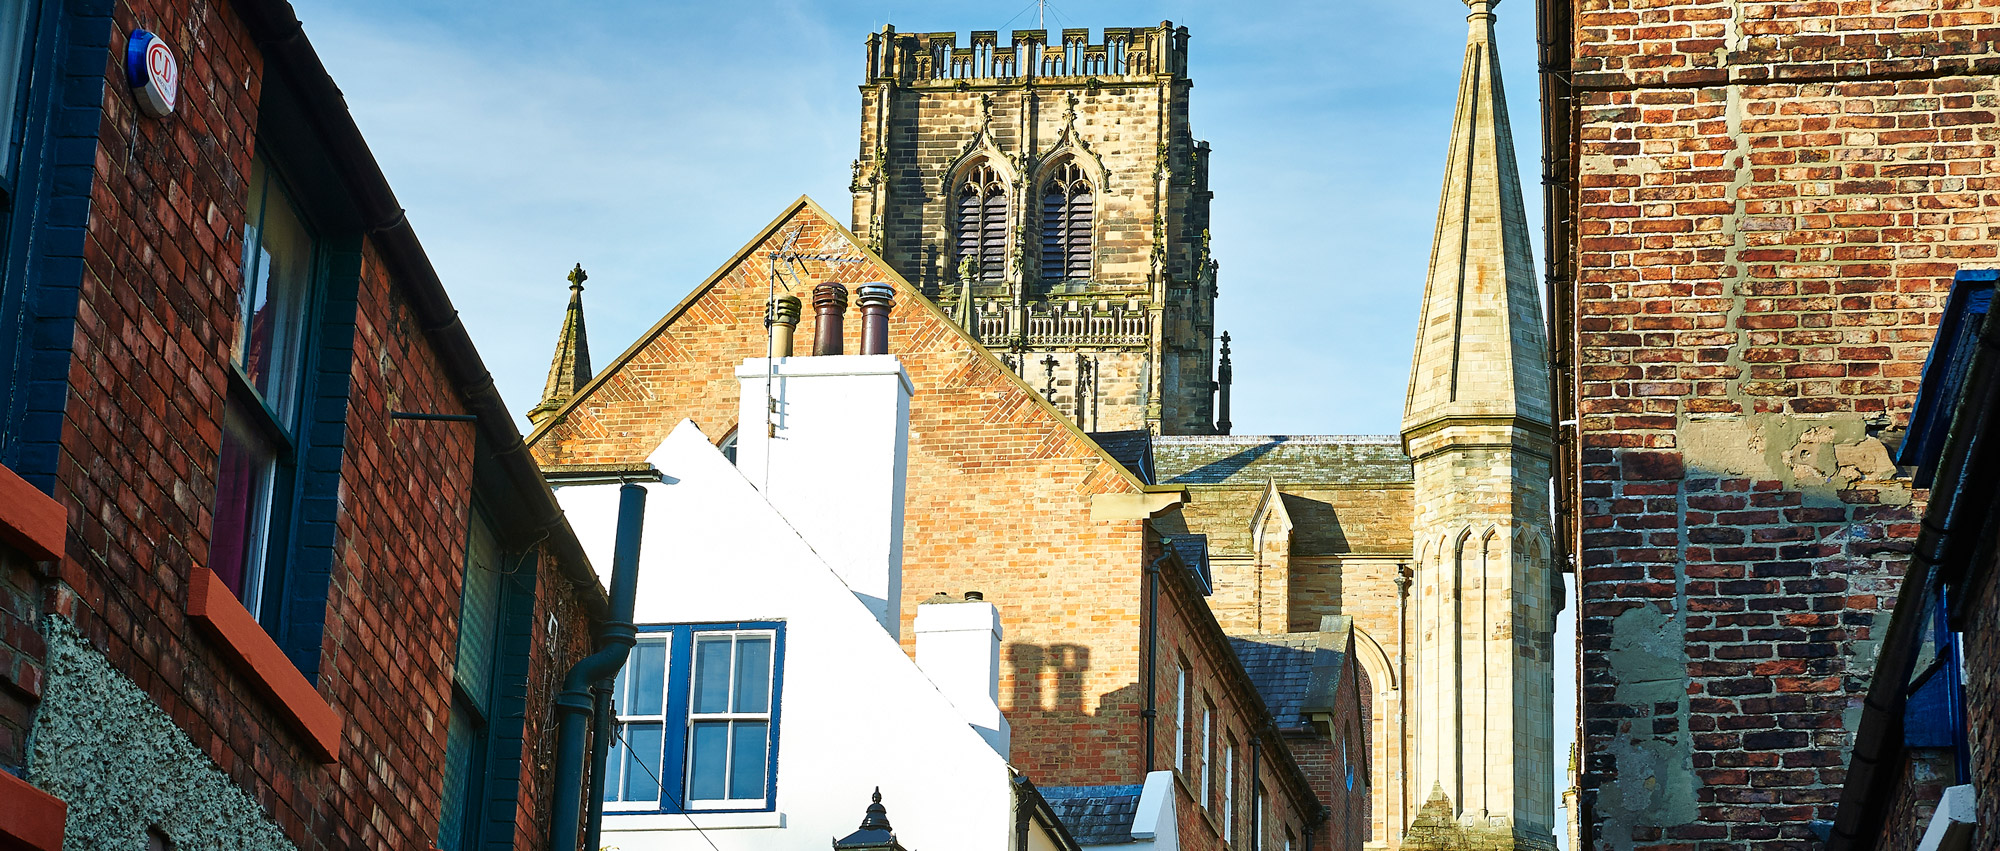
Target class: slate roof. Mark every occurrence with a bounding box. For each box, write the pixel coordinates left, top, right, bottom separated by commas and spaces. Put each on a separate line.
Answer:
1152, 435, 1413, 486
1229, 635, 1320, 729
1228, 620, 1352, 730
1089, 430, 1155, 485
1041, 785, 1144, 845
1163, 534, 1211, 594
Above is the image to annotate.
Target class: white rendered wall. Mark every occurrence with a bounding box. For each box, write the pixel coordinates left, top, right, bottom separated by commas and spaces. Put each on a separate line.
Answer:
556, 419, 1013, 851
914, 599, 1011, 757
734, 355, 912, 638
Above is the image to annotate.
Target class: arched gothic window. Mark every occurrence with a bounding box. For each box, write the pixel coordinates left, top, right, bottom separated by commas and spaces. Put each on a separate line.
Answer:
1040, 160, 1093, 281
955, 162, 1009, 281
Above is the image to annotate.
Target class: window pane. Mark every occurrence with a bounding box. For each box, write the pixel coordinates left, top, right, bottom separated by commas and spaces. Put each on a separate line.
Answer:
604, 728, 627, 802
688, 721, 728, 800
454, 514, 501, 713
692, 636, 732, 714
211, 401, 276, 609
629, 638, 666, 716
620, 722, 663, 803
729, 721, 769, 800
0, 0, 33, 169
439, 702, 477, 848
237, 157, 313, 424
733, 637, 771, 713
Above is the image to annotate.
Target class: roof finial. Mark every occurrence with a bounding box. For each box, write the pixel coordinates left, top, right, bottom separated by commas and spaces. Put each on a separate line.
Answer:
859, 787, 891, 831
528, 264, 595, 427
833, 787, 904, 850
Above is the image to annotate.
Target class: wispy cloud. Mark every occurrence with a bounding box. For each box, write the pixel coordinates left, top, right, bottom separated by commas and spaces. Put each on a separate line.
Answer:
290, 0, 1543, 436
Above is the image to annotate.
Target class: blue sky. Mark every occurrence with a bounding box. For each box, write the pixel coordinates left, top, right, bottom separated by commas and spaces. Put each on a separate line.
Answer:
285, 0, 1545, 438
286, 0, 1569, 836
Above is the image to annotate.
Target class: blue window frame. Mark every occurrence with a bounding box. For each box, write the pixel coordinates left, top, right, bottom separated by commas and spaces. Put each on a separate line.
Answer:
604, 621, 786, 814
1900, 269, 1997, 487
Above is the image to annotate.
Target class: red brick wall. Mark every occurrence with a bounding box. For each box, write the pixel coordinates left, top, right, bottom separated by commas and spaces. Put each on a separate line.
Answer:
530, 202, 1326, 846
1961, 544, 1999, 848
1560, 1, 2000, 847
1876, 749, 1957, 851
1152, 563, 1322, 851
532, 202, 1158, 782
35, 1, 594, 848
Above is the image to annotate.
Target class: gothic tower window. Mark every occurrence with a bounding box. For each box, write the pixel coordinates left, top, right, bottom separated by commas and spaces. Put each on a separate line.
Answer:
955, 162, 1009, 281
1040, 160, 1092, 281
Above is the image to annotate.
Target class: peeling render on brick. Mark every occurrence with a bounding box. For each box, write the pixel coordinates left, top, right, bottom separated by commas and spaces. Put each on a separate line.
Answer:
28, 616, 296, 851
1600, 605, 1695, 850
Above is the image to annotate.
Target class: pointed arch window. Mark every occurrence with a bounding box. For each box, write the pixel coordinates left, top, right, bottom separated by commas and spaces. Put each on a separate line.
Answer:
955, 162, 1008, 281
1040, 160, 1092, 281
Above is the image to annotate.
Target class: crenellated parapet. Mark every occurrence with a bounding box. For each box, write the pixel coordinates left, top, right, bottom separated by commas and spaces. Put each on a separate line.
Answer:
863, 24, 1189, 86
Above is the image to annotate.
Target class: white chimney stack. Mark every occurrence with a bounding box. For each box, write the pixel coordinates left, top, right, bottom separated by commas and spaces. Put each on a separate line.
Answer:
915, 594, 1010, 758
735, 337, 911, 638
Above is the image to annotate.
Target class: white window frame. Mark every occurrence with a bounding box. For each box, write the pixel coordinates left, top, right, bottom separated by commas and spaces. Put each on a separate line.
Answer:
1175, 663, 1188, 772
683, 629, 777, 811
605, 636, 672, 812
1223, 738, 1236, 841
1200, 698, 1213, 807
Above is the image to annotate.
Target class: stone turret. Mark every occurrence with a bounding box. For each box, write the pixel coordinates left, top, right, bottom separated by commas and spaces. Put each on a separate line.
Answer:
527, 264, 593, 426
1399, 1, 1557, 849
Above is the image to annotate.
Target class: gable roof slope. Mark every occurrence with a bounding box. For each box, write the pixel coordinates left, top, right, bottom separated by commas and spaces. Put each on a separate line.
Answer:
527, 196, 1148, 492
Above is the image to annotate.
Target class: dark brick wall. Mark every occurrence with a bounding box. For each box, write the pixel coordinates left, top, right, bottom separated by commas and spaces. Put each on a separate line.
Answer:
1959, 543, 1999, 848
1558, 1, 2000, 847
21, 1, 597, 849
0, 542, 42, 773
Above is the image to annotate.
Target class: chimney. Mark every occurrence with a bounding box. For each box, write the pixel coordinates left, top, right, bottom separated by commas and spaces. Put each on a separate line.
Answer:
736, 313, 912, 637
915, 592, 1010, 758
766, 294, 802, 358
812, 283, 848, 356
856, 284, 895, 355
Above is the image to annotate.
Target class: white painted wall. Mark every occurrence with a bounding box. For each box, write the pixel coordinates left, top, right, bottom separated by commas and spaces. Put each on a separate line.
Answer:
734, 355, 911, 637
914, 599, 1010, 758
557, 419, 1018, 851
1129, 771, 1180, 849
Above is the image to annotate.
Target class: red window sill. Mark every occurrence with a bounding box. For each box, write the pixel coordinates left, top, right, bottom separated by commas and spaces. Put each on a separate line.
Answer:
0, 464, 63, 562
0, 768, 65, 851
187, 567, 341, 763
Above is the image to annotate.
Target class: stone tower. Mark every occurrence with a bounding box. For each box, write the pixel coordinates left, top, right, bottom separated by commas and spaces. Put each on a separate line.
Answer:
1399, 1, 1556, 849
850, 24, 1220, 434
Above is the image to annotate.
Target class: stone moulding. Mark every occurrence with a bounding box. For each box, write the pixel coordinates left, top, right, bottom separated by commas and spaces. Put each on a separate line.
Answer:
0, 768, 65, 851
0, 463, 64, 562
185, 566, 341, 763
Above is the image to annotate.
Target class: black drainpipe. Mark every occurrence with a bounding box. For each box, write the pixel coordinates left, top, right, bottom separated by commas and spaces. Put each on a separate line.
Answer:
583, 680, 615, 851
550, 483, 649, 851
1142, 551, 1171, 773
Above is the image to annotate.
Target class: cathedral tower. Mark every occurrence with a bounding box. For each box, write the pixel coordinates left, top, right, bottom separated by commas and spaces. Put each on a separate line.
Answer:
850, 24, 1220, 434
1400, 1, 1556, 848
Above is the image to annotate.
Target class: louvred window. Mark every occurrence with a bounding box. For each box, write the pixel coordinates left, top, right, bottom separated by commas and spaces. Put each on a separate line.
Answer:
955, 162, 1009, 281
1040, 160, 1093, 281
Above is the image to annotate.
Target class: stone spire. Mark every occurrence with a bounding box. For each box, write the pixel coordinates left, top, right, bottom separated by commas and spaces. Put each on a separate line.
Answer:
1397, 2, 1557, 849
1402, 0, 1551, 437
527, 264, 592, 426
